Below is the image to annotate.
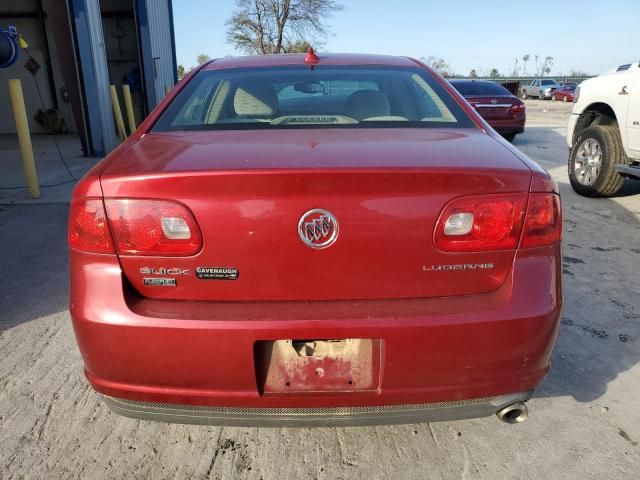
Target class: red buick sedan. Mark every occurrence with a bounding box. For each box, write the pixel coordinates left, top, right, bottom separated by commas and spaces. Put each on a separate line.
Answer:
450, 79, 526, 142
68, 52, 562, 427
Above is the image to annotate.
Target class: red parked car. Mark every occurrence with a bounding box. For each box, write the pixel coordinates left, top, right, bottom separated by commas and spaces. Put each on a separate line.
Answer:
450, 79, 526, 142
553, 84, 577, 102
68, 52, 562, 427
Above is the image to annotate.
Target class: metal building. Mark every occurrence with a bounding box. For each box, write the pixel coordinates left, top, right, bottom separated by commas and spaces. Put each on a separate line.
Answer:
0, 0, 177, 156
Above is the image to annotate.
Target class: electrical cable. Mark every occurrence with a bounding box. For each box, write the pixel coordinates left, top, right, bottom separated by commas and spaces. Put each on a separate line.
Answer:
1, 48, 81, 190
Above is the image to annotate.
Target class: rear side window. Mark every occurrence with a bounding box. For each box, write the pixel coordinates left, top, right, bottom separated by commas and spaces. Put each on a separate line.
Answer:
153, 66, 474, 131
450, 81, 511, 96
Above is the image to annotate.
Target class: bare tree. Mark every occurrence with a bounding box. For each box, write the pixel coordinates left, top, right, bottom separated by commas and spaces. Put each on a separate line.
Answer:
522, 54, 530, 76
421, 56, 453, 77
535, 55, 554, 77
569, 68, 590, 77
469, 69, 478, 79
226, 0, 343, 54
511, 58, 519, 77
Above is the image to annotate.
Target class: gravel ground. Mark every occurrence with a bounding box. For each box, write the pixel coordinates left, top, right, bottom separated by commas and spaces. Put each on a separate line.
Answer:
1, 100, 639, 479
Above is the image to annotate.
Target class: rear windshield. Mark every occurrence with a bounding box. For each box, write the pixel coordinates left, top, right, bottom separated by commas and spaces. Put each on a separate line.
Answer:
152, 66, 474, 131
449, 80, 511, 96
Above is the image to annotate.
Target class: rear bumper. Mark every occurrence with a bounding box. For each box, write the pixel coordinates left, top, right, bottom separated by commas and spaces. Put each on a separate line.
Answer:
104, 391, 533, 427
70, 246, 562, 423
487, 117, 526, 135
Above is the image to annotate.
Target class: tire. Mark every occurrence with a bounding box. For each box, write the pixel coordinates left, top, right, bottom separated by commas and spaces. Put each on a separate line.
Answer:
568, 125, 629, 197
502, 132, 516, 142
521, 90, 528, 100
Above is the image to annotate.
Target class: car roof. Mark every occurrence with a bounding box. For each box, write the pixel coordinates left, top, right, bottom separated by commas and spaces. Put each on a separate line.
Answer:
203, 53, 418, 71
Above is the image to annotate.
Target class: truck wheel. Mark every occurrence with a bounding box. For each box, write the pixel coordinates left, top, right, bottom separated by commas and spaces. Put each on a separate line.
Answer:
521, 90, 528, 100
568, 125, 629, 197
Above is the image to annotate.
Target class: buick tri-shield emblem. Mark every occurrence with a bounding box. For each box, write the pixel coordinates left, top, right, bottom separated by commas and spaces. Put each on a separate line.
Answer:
298, 209, 339, 249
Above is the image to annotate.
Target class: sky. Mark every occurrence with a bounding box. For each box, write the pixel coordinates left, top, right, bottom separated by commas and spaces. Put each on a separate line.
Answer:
173, 0, 640, 76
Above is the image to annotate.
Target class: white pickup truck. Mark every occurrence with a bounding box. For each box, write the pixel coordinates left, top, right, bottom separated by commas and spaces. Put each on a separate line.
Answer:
567, 62, 640, 196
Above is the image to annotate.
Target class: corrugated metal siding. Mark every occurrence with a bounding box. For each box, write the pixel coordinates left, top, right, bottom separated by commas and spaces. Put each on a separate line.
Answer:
70, 0, 117, 156
143, 0, 175, 105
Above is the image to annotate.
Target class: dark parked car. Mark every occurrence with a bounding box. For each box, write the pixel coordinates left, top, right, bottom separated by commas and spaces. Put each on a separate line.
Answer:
553, 84, 577, 102
68, 53, 562, 427
450, 79, 526, 141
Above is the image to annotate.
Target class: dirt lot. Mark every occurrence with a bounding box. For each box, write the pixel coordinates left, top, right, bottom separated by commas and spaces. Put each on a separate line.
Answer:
1, 100, 639, 479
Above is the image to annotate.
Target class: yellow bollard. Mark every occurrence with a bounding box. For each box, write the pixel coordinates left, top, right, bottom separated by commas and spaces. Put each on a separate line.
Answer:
121, 84, 137, 136
109, 85, 127, 141
8, 79, 40, 199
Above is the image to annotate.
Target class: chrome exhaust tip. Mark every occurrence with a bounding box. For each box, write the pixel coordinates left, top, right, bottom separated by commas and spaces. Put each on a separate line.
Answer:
496, 402, 528, 424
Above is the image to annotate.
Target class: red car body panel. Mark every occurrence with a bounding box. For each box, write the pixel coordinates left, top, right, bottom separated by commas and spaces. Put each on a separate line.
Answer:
71, 245, 561, 408
101, 129, 531, 302
69, 53, 562, 425
553, 87, 576, 102
462, 96, 525, 136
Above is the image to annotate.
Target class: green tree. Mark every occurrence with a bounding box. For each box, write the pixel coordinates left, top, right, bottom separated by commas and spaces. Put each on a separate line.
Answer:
284, 39, 312, 53
522, 54, 530, 76
226, 0, 343, 54
469, 69, 478, 79
489, 68, 501, 78
197, 54, 211, 65
177, 64, 186, 79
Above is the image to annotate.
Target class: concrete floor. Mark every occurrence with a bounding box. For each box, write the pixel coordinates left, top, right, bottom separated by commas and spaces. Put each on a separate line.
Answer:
0, 134, 98, 204
0, 102, 639, 479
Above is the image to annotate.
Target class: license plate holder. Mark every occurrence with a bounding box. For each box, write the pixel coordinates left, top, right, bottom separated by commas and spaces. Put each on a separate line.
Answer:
255, 339, 381, 395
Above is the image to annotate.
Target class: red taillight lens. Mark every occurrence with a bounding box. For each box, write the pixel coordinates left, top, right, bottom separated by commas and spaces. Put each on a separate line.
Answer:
104, 199, 202, 256
435, 194, 528, 252
521, 193, 562, 248
69, 199, 115, 254
509, 102, 526, 113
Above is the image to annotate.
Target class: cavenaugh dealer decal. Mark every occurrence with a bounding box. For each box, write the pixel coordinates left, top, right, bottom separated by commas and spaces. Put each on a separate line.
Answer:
196, 267, 239, 280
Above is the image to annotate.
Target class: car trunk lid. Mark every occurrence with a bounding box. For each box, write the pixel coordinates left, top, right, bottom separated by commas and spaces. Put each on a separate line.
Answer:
465, 95, 518, 120
101, 128, 531, 301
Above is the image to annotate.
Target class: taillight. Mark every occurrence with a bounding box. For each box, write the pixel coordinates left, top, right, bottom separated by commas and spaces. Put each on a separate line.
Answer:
435, 194, 528, 252
521, 193, 562, 248
104, 199, 202, 256
435, 193, 562, 252
69, 198, 115, 254
509, 102, 526, 113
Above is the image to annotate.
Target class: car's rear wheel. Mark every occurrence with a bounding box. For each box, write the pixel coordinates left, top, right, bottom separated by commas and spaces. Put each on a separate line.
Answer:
521, 90, 528, 100
502, 132, 516, 142
568, 125, 629, 197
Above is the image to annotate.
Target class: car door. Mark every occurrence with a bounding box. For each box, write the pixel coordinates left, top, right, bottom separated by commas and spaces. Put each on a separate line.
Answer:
531, 80, 539, 96
626, 70, 640, 155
